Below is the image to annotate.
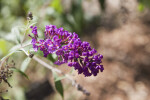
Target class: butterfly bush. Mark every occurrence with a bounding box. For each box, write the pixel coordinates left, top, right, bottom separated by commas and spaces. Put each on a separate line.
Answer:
29, 25, 104, 77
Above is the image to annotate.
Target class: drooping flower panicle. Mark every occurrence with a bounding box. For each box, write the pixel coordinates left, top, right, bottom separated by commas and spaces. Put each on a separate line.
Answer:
29, 25, 104, 77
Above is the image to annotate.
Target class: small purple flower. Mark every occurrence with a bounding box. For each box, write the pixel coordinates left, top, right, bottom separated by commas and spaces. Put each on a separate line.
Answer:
53, 35, 61, 43
82, 52, 88, 56
68, 62, 73, 67
31, 38, 36, 44
29, 25, 104, 77
48, 46, 57, 53
30, 26, 38, 35
56, 49, 64, 55
54, 60, 64, 65
75, 53, 79, 58
33, 44, 38, 52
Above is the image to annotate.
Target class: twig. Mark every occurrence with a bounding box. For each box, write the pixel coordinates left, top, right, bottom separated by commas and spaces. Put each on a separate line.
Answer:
21, 43, 32, 48
21, 48, 90, 96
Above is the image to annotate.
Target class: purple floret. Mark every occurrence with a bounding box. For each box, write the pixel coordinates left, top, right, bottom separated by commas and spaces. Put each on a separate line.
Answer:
29, 25, 104, 77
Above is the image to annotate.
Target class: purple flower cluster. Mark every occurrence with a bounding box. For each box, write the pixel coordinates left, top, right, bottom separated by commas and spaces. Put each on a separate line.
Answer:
29, 25, 104, 77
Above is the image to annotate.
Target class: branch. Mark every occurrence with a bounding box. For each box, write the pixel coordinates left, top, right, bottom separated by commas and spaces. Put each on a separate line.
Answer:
21, 48, 90, 96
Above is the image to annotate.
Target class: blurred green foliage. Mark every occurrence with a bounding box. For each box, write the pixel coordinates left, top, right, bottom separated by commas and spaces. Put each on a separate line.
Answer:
51, 0, 63, 13
98, 0, 105, 11
62, 0, 84, 34
0, 39, 7, 55
138, 0, 150, 11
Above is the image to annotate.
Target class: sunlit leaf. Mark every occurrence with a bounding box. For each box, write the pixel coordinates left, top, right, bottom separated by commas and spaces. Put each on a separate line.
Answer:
51, 0, 63, 13
138, 0, 150, 9
0, 39, 7, 55
138, 3, 145, 12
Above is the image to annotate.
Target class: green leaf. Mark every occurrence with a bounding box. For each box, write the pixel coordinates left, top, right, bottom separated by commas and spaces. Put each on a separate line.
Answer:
9, 44, 21, 52
21, 57, 31, 72
11, 27, 21, 44
138, 0, 150, 9
1, 50, 21, 61
53, 71, 64, 99
1, 51, 14, 61
16, 35, 21, 44
47, 54, 56, 63
0, 39, 7, 55
1, 44, 22, 61
51, 0, 63, 13
10, 67, 29, 80
99, 0, 105, 11
138, 3, 145, 12
55, 81, 64, 99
